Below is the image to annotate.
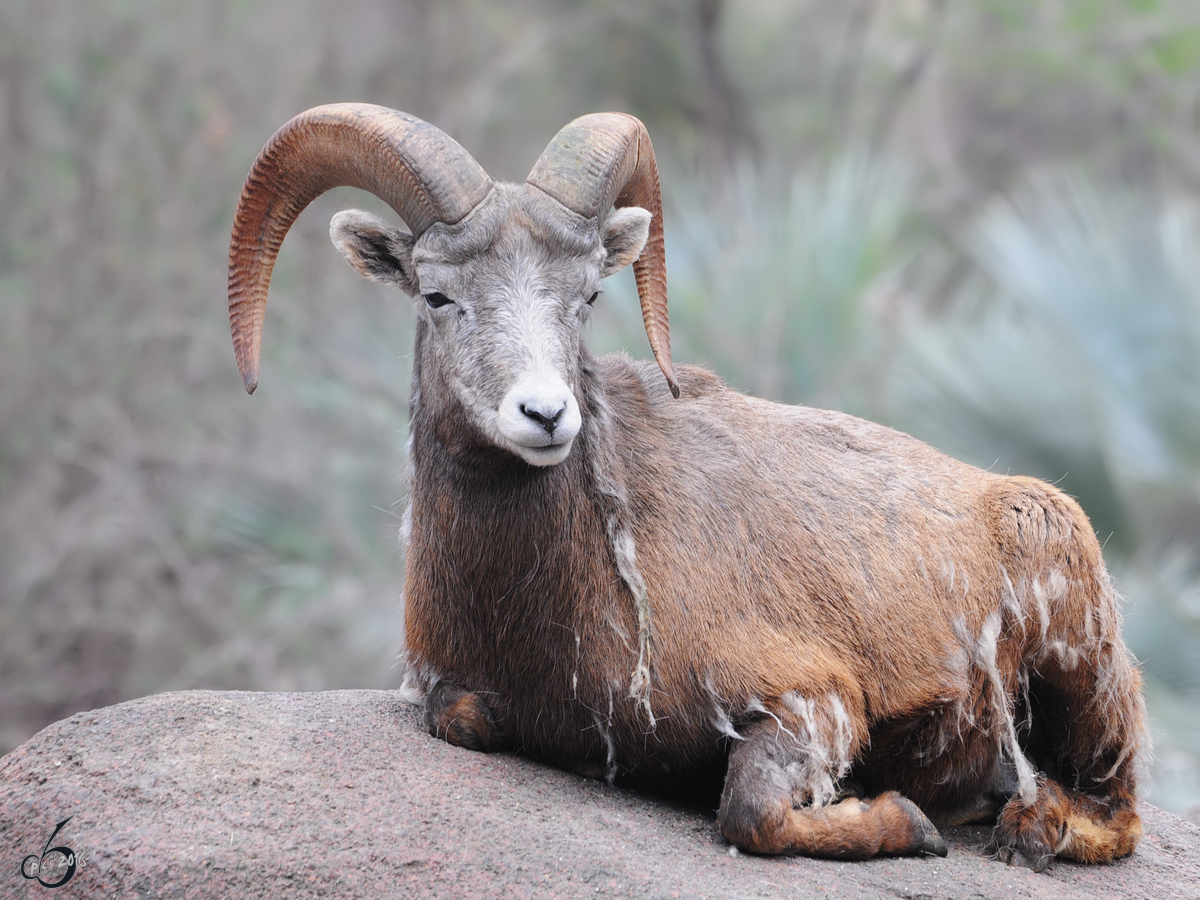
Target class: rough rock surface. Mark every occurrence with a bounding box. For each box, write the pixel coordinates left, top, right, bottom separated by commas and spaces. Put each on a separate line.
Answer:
2, 690, 1198, 899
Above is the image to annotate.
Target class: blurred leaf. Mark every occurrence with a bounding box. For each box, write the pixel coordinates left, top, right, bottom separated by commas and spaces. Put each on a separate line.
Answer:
1151, 26, 1200, 74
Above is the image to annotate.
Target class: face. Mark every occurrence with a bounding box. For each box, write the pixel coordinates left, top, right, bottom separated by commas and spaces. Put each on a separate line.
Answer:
330, 184, 650, 467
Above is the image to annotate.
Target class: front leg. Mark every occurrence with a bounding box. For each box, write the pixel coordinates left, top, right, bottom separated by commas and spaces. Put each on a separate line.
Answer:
717, 703, 947, 859
424, 681, 503, 752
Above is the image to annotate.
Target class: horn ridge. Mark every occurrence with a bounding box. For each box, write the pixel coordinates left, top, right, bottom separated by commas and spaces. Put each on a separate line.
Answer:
527, 113, 678, 399
228, 103, 492, 393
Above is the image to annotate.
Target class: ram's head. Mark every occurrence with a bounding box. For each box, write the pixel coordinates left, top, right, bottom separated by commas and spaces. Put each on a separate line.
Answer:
228, 105, 677, 466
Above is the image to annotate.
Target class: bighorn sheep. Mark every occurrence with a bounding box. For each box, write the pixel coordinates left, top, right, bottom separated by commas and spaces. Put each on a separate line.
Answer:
228, 104, 1147, 869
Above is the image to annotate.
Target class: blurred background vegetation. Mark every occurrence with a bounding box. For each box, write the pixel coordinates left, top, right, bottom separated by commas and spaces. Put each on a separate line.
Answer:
2, 0, 1199, 815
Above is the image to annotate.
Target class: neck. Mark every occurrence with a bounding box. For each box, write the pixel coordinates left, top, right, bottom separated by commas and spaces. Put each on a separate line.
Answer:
402, 324, 627, 726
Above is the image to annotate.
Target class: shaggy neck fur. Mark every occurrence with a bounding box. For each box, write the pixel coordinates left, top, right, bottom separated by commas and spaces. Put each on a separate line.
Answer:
402, 320, 657, 773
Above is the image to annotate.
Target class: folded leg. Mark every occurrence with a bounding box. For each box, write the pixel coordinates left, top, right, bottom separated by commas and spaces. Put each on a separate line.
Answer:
717, 699, 946, 859
424, 681, 502, 752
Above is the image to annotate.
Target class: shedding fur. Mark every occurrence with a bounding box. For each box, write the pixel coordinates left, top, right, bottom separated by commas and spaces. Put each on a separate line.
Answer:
586, 391, 656, 728
398, 653, 438, 706
975, 612, 1038, 805
610, 526, 655, 727
775, 692, 855, 809
707, 677, 744, 742
593, 713, 619, 784
231, 106, 1149, 871
999, 566, 1024, 634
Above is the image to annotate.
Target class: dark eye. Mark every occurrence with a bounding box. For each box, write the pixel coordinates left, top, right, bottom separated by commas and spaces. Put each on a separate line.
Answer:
586, 291, 600, 306
423, 292, 454, 309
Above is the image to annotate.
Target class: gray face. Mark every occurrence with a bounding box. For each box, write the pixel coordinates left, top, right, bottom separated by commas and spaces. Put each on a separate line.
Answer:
330, 183, 651, 466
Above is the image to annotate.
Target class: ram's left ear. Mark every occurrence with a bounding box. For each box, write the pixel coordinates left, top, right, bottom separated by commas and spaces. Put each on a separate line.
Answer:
600, 206, 652, 277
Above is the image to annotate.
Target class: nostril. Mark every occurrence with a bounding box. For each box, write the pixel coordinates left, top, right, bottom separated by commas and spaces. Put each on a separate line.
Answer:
520, 403, 565, 435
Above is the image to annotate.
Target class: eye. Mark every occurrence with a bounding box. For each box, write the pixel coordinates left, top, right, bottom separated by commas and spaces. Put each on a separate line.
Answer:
586, 291, 600, 306
423, 292, 454, 309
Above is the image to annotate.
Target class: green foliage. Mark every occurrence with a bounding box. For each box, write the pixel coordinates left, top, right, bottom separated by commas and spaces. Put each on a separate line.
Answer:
595, 156, 914, 411
1151, 26, 1200, 74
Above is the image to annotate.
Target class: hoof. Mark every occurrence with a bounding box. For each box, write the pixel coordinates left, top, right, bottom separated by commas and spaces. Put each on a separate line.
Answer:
896, 796, 948, 858
424, 682, 501, 752
995, 845, 1052, 873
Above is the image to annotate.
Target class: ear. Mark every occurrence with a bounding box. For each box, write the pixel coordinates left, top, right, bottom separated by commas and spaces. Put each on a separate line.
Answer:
600, 206, 652, 278
330, 209, 420, 295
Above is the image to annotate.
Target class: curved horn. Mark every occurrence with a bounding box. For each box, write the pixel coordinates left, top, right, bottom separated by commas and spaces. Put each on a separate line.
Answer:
526, 113, 679, 399
228, 103, 493, 393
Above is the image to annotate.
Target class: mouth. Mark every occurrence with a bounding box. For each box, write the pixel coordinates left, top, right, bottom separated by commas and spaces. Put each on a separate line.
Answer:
511, 437, 575, 467
491, 375, 582, 467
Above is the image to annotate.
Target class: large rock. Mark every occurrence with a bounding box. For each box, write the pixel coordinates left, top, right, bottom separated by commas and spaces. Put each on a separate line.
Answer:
2, 690, 1198, 899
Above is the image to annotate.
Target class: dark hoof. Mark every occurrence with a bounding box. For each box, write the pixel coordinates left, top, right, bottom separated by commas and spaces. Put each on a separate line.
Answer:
897, 796, 949, 858
995, 845, 1052, 873
424, 682, 501, 752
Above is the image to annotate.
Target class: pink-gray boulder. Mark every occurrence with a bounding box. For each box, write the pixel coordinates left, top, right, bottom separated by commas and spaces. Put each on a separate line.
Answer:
2, 690, 1198, 899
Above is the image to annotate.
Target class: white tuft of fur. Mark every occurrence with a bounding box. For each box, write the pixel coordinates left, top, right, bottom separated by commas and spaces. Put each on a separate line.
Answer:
777, 691, 853, 809
941, 559, 956, 593
398, 652, 437, 706
592, 713, 619, 784
746, 697, 798, 743
974, 611, 1038, 804
397, 678, 426, 706
1096, 736, 1135, 784
570, 631, 581, 698
827, 693, 853, 781
948, 617, 980, 735
706, 677, 743, 742
999, 566, 1026, 635
399, 433, 415, 548
610, 525, 655, 727
585, 394, 656, 728
400, 502, 413, 548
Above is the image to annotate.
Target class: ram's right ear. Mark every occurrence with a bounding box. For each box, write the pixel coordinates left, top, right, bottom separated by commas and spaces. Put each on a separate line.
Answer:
330, 209, 420, 295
